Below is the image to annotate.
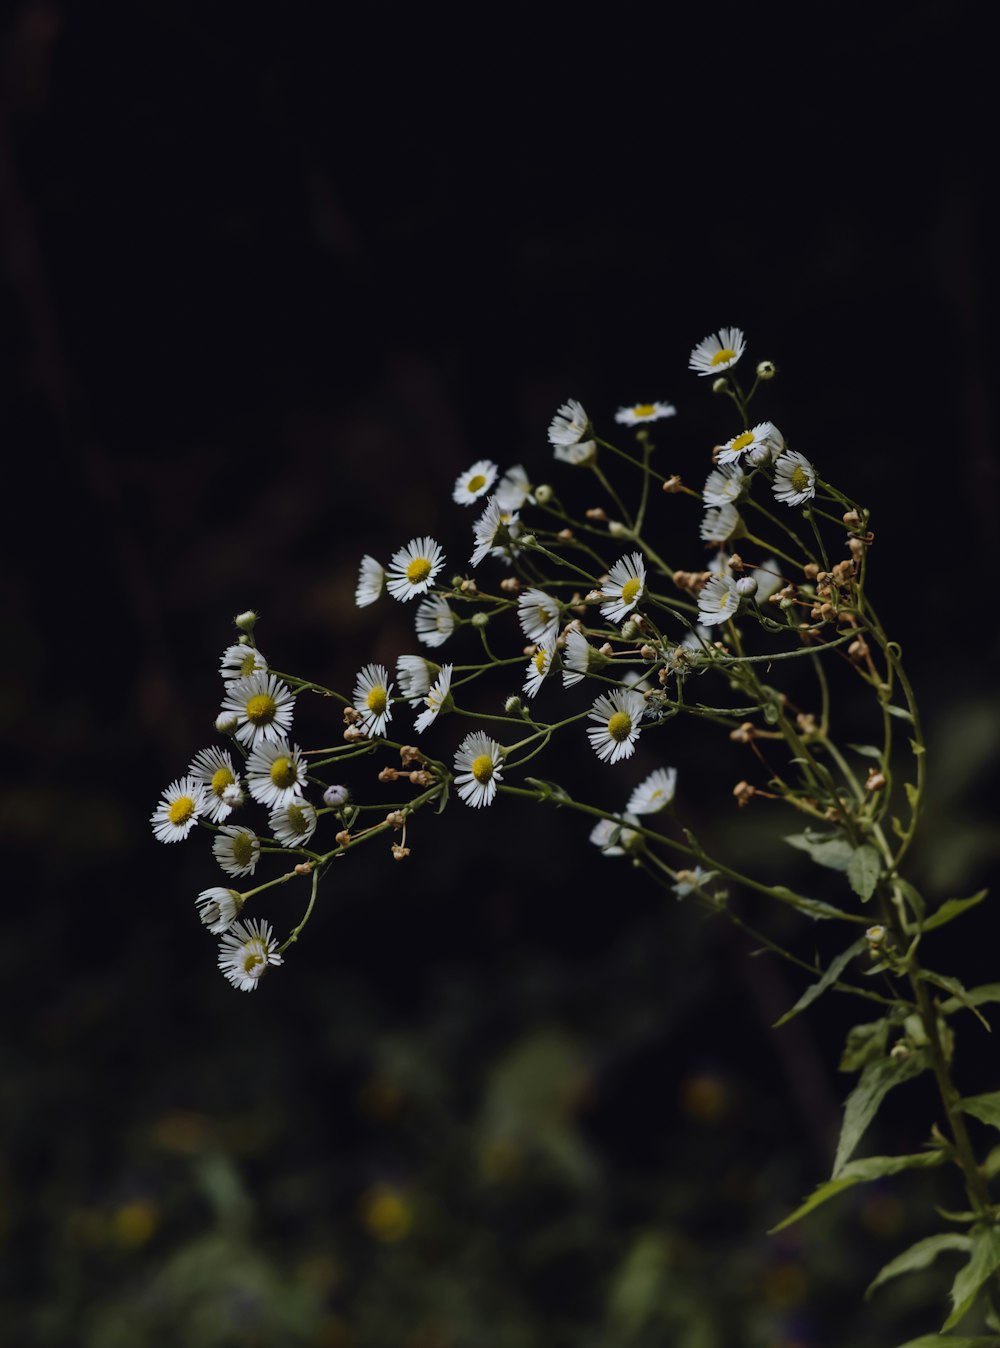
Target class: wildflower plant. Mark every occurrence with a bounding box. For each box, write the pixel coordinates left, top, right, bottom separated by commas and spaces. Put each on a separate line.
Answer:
154, 327, 1000, 1343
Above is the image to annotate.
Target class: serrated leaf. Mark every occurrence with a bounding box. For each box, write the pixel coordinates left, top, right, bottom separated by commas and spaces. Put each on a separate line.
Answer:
785, 830, 855, 872
839, 1017, 891, 1072
893, 1337, 1000, 1348
887, 703, 915, 722
834, 1052, 928, 1177
867, 1232, 972, 1299
957, 1092, 1000, 1131
848, 742, 884, 759
923, 890, 989, 933
943, 1225, 1000, 1332
848, 844, 882, 902
770, 1149, 947, 1233
775, 937, 867, 1027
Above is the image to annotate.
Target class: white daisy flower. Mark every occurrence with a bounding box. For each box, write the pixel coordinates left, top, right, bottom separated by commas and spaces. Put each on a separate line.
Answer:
700, 503, 741, 544
495, 464, 533, 512
517, 587, 561, 646
414, 664, 453, 734
591, 813, 641, 855
522, 641, 556, 698
355, 554, 385, 608
717, 421, 781, 467
587, 689, 646, 764
672, 865, 719, 898
396, 654, 434, 706
489, 513, 524, 565
561, 628, 607, 687
218, 918, 283, 992
352, 663, 394, 737
453, 731, 504, 808
600, 552, 646, 624
703, 463, 746, 507
554, 438, 597, 466
470, 496, 519, 568
219, 644, 268, 684
697, 574, 740, 626
628, 767, 678, 815
773, 450, 817, 506
548, 398, 590, 448
245, 737, 307, 808
150, 775, 207, 843
213, 825, 261, 878
689, 326, 746, 377
386, 536, 446, 602
220, 671, 296, 749
196, 886, 244, 933
269, 799, 318, 848
752, 558, 784, 604
614, 401, 676, 426
415, 594, 457, 648
453, 459, 498, 507
188, 746, 242, 822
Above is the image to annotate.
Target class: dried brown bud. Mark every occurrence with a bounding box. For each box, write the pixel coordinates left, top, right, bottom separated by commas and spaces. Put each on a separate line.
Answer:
500, 576, 521, 593
558, 527, 574, 540
639, 644, 657, 660
294, 862, 314, 876
400, 744, 424, 767
408, 769, 433, 786
796, 712, 817, 735
585, 507, 607, 521
803, 563, 820, 580
866, 768, 887, 793
662, 475, 683, 493
335, 829, 352, 847
378, 766, 401, 782
391, 843, 411, 861
733, 780, 756, 807
843, 510, 861, 528
848, 637, 870, 661
727, 553, 744, 573
730, 721, 756, 744
343, 726, 366, 742
460, 578, 479, 594
599, 642, 615, 657
386, 810, 405, 829
343, 706, 363, 724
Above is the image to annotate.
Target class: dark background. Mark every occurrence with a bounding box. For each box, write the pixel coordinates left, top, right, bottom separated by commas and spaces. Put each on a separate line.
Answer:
3, 4, 999, 1345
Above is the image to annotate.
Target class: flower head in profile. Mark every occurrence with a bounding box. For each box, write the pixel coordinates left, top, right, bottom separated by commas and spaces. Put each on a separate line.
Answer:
697, 574, 740, 627
218, 918, 283, 992
600, 553, 646, 624
245, 737, 307, 808
353, 663, 394, 737
355, 555, 385, 608
587, 689, 646, 764
717, 421, 782, 467
196, 886, 244, 933
470, 496, 519, 567
453, 459, 498, 507
614, 401, 676, 426
415, 594, 457, 648
517, 587, 561, 646
548, 398, 590, 448
220, 671, 296, 749
752, 558, 784, 604
628, 767, 678, 815
188, 746, 242, 822
562, 627, 608, 687
700, 503, 741, 544
773, 450, 817, 506
386, 537, 446, 602
414, 664, 453, 734
702, 463, 746, 508
495, 464, 533, 512
150, 775, 208, 843
396, 654, 434, 706
269, 799, 318, 848
213, 825, 261, 878
523, 640, 556, 699
219, 644, 268, 684
454, 731, 504, 808
689, 326, 746, 377
591, 813, 641, 855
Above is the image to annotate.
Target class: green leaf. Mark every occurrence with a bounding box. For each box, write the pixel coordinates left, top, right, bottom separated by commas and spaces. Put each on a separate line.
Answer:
923, 890, 989, 933
940, 984, 1000, 1016
910, 738, 927, 757
839, 1017, 891, 1072
895, 878, 926, 922
775, 937, 867, 1027
957, 1093, 1000, 1131
848, 844, 882, 902
906, 781, 920, 810
943, 1225, 1000, 1331
887, 703, 915, 722
785, 830, 854, 872
867, 1232, 972, 1299
921, 972, 992, 1030
770, 1149, 947, 1233
834, 1052, 928, 1177
892, 1338, 1000, 1348
768, 885, 852, 922
848, 742, 884, 759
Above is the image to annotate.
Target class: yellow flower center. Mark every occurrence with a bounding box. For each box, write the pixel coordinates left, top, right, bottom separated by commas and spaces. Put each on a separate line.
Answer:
232, 833, 254, 867
607, 711, 633, 742
241, 951, 264, 976
790, 465, 810, 492
471, 753, 494, 784
710, 347, 736, 366
285, 805, 306, 833
632, 404, 656, 418
270, 756, 297, 788
621, 577, 642, 604
366, 686, 388, 716
650, 789, 663, 804
246, 693, 277, 725
211, 766, 235, 797
730, 430, 755, 454
467, 474, 486, 492
534, 650, 547, 673
239, 651, 258, 675
406, 557, 432, 584
167, 795, 196, 826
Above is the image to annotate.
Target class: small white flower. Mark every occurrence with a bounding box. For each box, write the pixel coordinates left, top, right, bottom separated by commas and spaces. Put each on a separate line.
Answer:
414, 664, 453, 734
628, 767, 678, 815
752, 558, 784, 604
746, 423, 784, 465
269, 799, 318, 847
217, 918, 283, 992
386, 536, 446, 602
396, 655, 433, 706
614, 401, 676, 426
220, 671, 296, 749
561, 628, 605, 687
548, 398, 590, 448
196, 886, 244, 933
700, 503, 741, 543
470, 496, 519, 567
689, 326, 746, 377
554, 438, 597, 466
600, 553, 646, 624
697, 574, 740, 626
246, 737, 307, 808
591, 813, 641, 855
453, 459, 498, 506
587, 689, 646, 764
213, 825, 261, 878
150, 775, 207, 843
522, 641, 556, 699
717, 421, 781, 467
219, 644, 268, 684
453, 731, 504, 808
495, 464, 533, 512
355, 554, 385, 608
415, 595, 457, 648
517, 587, 561, 646
188, 745, 242, 822
702, 463, 746, 507
672, 865, 718, 898
773, 450, 817, 506
353, 663, 393, 737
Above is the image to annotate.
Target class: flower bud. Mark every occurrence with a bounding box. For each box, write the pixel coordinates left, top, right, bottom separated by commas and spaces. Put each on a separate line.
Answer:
234, 610, 258, 632
470, 611, 489, 627
620, 618, 641, 641
323, 784, 351, 808
505, 695, 523, 714
735, 576, 758, 598
534, 484, 553, 505
607, 520, 630, 537
335, 829, 352, 847
215, 712, 239, 735
756, 360, 776, 380
712, 377, 729, 394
